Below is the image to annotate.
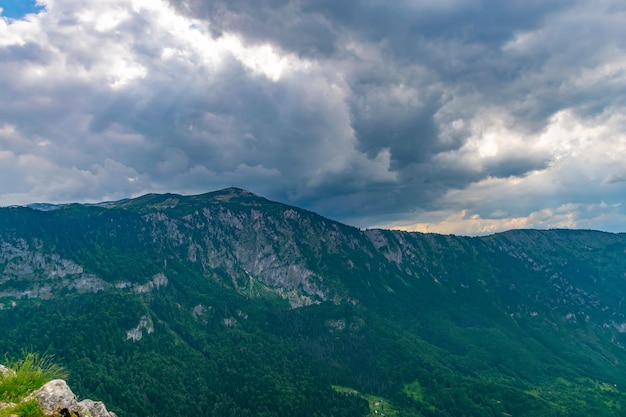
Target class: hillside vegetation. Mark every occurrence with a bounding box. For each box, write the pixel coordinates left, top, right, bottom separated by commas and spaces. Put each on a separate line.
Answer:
1, 188, 626, 416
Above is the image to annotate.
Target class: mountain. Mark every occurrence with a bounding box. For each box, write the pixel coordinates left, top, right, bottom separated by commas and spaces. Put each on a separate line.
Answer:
2, 187, 626, 416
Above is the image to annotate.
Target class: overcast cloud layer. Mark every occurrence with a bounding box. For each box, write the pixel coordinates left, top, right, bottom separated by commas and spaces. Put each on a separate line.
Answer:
1, 0, 625, 235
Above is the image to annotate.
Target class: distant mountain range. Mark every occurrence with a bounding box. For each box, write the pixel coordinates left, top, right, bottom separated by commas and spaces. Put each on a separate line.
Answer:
2, 188, 626, 417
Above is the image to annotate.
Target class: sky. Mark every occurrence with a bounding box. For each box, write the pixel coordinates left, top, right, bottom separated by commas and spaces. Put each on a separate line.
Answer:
1, 0, 625, 236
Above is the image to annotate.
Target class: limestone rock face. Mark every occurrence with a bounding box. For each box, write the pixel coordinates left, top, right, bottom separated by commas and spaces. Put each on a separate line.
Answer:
25, 379, 117, 417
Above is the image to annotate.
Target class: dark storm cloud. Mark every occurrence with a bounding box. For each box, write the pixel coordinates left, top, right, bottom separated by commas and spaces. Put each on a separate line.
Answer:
169, 0, 340, 58
83, 56, 355, 184
164, 0, 590, 217
170, 0, 571, 57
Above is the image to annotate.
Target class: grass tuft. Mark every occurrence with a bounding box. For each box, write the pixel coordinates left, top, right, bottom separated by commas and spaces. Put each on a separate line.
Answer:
0, 351, 68, 403
0, 398, 46, 417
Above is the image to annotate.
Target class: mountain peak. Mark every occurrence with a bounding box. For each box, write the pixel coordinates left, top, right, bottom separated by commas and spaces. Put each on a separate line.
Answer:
208, 187, 259, 201
100, 187, 278, 215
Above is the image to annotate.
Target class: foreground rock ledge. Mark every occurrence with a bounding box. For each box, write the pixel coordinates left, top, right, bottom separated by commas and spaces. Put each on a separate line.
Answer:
25, 379, 117, 417
0, 364, 16, 379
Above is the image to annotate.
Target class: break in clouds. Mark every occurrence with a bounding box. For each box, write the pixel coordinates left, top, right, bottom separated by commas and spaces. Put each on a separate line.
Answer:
1, 0, 625, 235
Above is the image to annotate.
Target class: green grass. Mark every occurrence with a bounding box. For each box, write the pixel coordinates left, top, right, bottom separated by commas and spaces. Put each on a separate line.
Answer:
522, 377, 624, 414
0, 351, 68, 416
403, 380, 424, 402
0, 399, 45, 417
332, 385, 402, 417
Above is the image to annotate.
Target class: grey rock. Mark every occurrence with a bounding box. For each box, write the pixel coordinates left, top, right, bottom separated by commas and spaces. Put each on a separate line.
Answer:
0, 364, 16, 378
25, 379, 117, 417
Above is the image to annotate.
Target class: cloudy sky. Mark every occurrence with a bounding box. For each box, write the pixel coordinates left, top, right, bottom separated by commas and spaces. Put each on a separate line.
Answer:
1, 0, 625, 235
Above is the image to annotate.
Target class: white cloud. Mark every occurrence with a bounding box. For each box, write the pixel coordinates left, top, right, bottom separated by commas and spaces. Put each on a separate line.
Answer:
0, 0, 334, 200
381, 109, 626, 234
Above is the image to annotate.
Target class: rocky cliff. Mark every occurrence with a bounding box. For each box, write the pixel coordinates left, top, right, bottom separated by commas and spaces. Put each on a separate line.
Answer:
0, 365, 116, 417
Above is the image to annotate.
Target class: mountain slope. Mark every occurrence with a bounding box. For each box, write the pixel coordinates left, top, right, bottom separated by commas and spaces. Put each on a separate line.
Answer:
1, 188, 626, 416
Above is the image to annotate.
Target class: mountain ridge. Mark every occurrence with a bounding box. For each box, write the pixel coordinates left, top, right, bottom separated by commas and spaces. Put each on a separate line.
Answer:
2, 188, 626, 416
18, 187, 625, 239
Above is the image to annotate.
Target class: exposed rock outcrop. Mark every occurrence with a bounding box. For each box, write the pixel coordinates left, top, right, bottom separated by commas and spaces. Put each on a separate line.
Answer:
25, 379, 117, 417
0, 364, 15, 378
0, 367, 116, 417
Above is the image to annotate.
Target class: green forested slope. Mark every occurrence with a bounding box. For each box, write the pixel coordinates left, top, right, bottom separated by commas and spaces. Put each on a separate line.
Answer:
1, 188, 626, 416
